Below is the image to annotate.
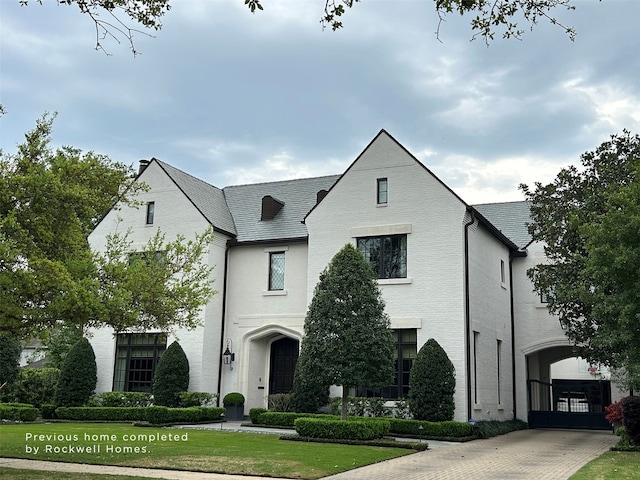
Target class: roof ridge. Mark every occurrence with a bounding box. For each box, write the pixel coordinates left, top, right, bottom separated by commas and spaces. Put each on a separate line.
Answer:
153, 158, 223, 191
224, 173, 341, 189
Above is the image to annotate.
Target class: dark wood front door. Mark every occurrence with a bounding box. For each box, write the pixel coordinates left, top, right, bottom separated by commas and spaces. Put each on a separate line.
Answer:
269, 338, 299, 395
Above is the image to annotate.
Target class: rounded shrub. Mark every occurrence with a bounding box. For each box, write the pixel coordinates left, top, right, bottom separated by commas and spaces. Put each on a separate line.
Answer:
223, 392, 245, 406
54, 337, 97, 407
622, 395, 640, 445
152, 341, 189, 407
408, 338, 455, 421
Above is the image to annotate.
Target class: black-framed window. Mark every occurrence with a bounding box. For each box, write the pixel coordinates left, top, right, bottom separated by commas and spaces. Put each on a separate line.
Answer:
146, 201, 155, 225
269, 251, 285, 291
377, 178, 388, 204
357, 329, 417, 399
113, 333, 166, 392
540, 289, 554, 303
357, 235, 407, 279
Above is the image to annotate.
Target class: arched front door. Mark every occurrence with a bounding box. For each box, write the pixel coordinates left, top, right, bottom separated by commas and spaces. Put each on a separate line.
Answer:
269, 338, 299, 395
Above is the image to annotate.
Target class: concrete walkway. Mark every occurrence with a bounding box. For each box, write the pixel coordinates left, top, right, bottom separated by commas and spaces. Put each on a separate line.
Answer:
0, 427, 618, 480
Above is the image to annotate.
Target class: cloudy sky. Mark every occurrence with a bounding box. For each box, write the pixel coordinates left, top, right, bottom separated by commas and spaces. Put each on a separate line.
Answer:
1, 0, 639, 204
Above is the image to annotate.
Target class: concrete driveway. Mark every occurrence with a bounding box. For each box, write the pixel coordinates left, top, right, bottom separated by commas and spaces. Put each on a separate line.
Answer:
323, 429, 618, 480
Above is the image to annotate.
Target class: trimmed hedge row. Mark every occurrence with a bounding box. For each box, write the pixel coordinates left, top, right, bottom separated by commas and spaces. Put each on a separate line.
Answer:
389, 418, 473, 437
255, 411, 336, 426
474, 420, 528, 438
147, 406, 225, 425
56, 407, 149, 422
54, 406, 225, 425
0, 404, 39, 422
295, 418, 390, 440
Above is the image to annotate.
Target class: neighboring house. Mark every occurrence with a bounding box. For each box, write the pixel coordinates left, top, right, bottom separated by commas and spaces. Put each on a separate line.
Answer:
87, 130, 625, 428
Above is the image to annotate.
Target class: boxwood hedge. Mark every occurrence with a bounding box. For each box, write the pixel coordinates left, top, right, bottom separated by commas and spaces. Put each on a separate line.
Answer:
146, 406, 224, 425
255, 411, 335, 426
0, 403, 39, 422
295, 417, 390, 440
389, 418, 473, 437
55, 407, 149, 422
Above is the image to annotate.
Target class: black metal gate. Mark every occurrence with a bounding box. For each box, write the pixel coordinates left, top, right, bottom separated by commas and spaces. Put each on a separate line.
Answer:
527, 379, 611, 430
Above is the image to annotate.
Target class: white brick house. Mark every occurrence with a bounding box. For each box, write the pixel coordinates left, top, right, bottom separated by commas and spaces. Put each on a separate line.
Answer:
88, 130, 622, 427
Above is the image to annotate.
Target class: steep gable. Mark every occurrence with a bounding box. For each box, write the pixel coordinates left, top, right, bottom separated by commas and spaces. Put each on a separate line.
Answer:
154, 159, 236, 237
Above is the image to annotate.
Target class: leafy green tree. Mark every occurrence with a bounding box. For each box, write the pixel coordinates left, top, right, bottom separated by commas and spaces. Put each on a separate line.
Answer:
291, 352, 330, 413
0, 333, 21, 396
8, 368, 60, 407
36, 324, 84, 370
408, 338, 456, 421
152, 341, 189, 407
521, 131, 640, 387
0, 114, 144, 338
320, 1, 577, 41
20, 0, 171, 55
54, 337, 97, 406
95, 228, 216, 332
1, 115, 215, 338
18, 0, 587, 54
294, 243, 395, 420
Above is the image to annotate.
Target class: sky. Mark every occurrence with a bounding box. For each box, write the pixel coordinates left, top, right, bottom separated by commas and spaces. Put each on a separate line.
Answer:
1, 0, 639, 205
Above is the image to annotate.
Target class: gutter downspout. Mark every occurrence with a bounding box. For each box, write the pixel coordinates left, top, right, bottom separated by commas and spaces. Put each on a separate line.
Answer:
216, 241, 231, 407
509, 254, 517, 420
464, 208, 475, 421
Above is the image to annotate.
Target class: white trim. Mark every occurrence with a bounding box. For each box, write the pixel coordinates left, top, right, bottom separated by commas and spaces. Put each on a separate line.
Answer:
389, 317, 422, 329
262, 290, 288, 296
350, 223, 412, 237
379, 277, 413, 285
264, 246, 289, 252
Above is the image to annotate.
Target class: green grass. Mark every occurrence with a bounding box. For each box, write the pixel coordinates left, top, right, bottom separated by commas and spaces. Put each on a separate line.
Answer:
0, 423, 412, 479
568, 451, 640, 480
0, 468, 146, 480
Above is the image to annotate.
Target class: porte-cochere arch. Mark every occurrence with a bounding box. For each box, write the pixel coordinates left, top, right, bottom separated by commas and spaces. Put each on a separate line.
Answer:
523, 339, 611, 429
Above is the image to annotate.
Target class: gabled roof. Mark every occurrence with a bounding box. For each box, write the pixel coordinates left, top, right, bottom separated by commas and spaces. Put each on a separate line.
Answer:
223, 175, 340, 244
154, 159, 237, 237
145, 135, 531, 250
304, 129, 470, 222
473, 201, 532, 250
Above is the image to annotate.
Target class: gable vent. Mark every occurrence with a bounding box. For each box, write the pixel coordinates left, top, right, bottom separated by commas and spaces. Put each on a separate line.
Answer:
261, 195, 285, 220
316, 189, 329, 204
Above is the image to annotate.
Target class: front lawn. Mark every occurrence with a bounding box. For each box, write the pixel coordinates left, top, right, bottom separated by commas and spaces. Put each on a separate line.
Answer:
0, 468, 146, 480
569, 451, 640, 480
0, 423, 412, 479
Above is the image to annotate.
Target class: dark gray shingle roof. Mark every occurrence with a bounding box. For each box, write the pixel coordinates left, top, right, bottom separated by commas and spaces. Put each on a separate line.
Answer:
153, 158, 531, 248
155, 159, 237, 236
223, 175, 340, 243
473, 201, 532, 249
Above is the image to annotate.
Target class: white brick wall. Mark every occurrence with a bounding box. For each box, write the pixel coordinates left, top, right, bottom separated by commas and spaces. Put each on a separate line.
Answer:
88, 161, 225, 395
306, 132, 475, 421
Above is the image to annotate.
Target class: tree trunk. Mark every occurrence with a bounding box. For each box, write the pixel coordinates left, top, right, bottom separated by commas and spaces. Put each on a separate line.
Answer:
341, 386, 348, 420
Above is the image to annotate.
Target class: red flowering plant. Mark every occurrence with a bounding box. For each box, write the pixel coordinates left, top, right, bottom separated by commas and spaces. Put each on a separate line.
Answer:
605, 401, 624, 426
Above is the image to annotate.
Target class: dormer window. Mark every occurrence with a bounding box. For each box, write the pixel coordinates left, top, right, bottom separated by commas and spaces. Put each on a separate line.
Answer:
261, 195, 284, 220
377, 178, 388, 205
146, 202, 155, 225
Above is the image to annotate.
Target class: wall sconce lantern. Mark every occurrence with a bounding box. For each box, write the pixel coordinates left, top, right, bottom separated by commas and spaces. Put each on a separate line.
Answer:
223, 339, 235, 370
